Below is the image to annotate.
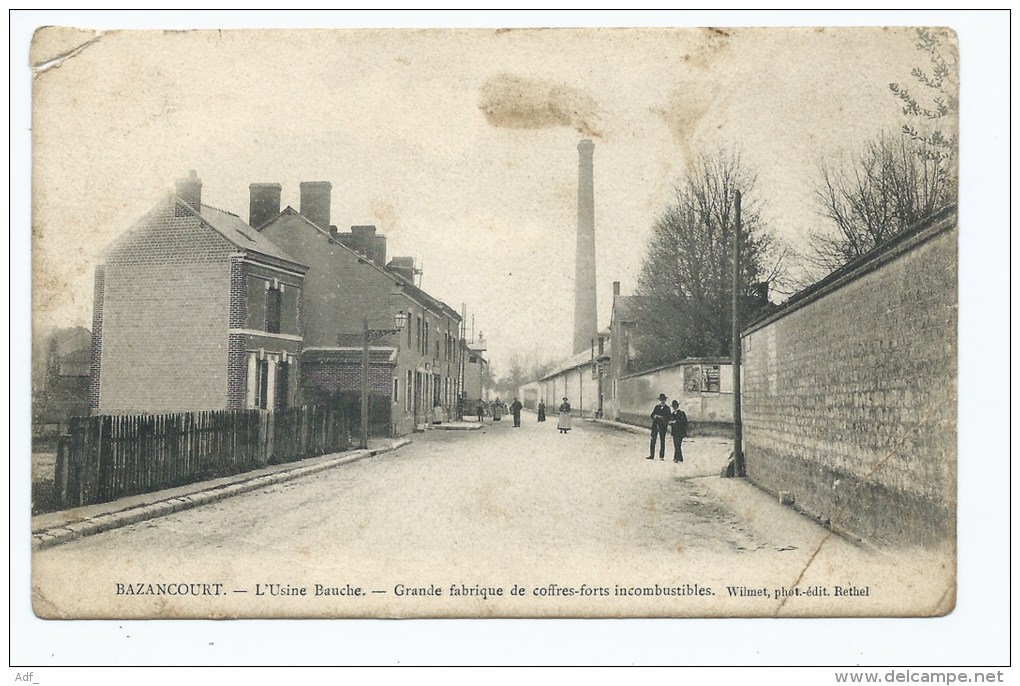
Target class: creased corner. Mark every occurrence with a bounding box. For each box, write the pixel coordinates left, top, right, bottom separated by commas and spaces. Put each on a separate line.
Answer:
30, 27, 106, 76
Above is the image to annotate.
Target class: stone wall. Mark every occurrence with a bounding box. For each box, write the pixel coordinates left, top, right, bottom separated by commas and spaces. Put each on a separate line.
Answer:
741, 211, 957, 546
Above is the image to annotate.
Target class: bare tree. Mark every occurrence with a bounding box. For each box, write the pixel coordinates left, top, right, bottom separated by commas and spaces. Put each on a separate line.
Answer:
494, 352, 528, 399
808, 132, 954, 273
809, 28, 957, 274
632, 148, 782, 369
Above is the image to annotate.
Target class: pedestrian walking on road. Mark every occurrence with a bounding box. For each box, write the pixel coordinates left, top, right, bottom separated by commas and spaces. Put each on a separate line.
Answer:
537, 400, 546, 422
493, 398, 503, 421
669, 400, 689, 463
557, 397, 572, 434
476, 400, 485, 422
510, 397, 523, 427
648, 393, 671, 461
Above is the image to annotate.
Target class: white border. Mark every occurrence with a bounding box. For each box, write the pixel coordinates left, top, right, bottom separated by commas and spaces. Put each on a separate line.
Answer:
8, 9, 1012, 673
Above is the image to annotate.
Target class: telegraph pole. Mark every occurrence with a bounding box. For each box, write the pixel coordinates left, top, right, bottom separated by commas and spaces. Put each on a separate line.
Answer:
361, 315, 370, 450
732, 191, 745, 477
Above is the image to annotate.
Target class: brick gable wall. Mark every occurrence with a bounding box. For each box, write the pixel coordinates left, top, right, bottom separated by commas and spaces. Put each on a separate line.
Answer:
87, 267, 105, 413
96, 201, 236, 413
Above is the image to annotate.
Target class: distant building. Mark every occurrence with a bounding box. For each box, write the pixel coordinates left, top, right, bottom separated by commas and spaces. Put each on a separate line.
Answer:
89, 171, 308, 414
254, 181, 463, 435
603, 281, 646, 418
523, 336, 610, 418
592, 281, 735, 431
33, 326, 91, 435
462, 336, 490, 408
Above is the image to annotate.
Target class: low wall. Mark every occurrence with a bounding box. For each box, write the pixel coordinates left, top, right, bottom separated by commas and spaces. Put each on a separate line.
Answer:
741, 211, 957, 547
610, 360, 733, 434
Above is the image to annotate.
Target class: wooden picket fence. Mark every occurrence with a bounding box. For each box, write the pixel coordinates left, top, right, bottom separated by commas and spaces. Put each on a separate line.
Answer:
54, 403, 352, 509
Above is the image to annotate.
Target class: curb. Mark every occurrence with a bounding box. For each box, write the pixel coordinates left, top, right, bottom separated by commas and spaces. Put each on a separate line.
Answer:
590, 418, 644, 435
427, 423, 484, 431
32, 439, 411, 551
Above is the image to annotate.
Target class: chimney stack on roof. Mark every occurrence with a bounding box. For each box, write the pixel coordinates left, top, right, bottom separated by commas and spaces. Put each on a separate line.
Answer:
613, 281, 621, 297
175, 170, 202, 212
387, 256, 416, 284
249, 183, 282, 229
299, 181, 332, 230
339, 225, 387, 265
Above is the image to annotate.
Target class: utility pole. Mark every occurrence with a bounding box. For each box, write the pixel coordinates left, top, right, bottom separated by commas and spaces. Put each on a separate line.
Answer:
361, 315, 370, 450
732, 190, 745, 477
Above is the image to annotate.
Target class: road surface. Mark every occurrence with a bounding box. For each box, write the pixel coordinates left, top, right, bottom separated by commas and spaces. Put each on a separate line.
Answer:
33, 415, 949, 618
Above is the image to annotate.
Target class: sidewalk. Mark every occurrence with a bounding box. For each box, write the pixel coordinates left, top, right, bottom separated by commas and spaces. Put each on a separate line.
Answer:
423, 420, 484, 431
590, 416, 645, 434
31, 437, 411, 550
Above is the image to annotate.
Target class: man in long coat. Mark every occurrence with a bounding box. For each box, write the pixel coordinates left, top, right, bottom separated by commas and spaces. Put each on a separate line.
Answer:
510, 397, 523, 427
647, 393, 671, 461
669, 400, 689, 463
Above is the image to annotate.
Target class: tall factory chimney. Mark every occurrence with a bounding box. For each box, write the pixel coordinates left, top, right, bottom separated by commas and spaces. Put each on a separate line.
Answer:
574, 139, 597, 355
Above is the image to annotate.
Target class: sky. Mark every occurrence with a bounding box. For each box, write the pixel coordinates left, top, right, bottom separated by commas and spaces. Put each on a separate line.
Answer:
30, 20, 940, 375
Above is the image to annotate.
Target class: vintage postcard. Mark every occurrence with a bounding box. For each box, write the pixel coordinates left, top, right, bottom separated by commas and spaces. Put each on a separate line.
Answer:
30, 25, 958, 619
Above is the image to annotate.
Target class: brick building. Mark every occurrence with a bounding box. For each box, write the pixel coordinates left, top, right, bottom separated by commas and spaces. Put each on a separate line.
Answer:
741, 206, 957, 547
253, 181, 463, 436
89, 172, 308, 414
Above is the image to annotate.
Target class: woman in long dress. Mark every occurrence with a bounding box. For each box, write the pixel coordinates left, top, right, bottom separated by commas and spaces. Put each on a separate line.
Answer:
557, 397, 572, 434
537, 400, 546, 422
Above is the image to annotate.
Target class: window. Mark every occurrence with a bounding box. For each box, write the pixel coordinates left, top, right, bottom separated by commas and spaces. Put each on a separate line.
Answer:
417, 316, 422, 351
424, 321, 430, 355
276, 361, 289, 410
266, 287, 282, 334
255, 359, 270, 409
406, 370, 412, 411
407, 309, 414, 347
393, 377, 399, 403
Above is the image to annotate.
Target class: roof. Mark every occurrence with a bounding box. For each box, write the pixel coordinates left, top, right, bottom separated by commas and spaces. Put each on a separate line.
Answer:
193, 201, 305, 269
259, 206, 461, 322
386, 265, 462, 321
466, 349, 488, 365
610, 295, 648, 328
538, 340, 614, 382
618, 356, 732, 380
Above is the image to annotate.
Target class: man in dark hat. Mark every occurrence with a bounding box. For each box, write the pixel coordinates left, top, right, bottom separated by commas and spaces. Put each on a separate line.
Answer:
510, 397, 523, 428
648, 393, 671, 461
669, 400, 689, 463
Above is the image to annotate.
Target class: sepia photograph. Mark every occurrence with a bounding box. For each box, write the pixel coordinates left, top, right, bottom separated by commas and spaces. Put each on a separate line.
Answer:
11, 9, 1010, 672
